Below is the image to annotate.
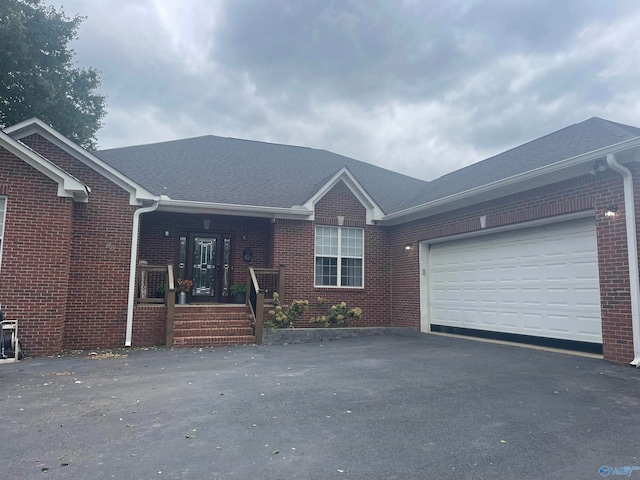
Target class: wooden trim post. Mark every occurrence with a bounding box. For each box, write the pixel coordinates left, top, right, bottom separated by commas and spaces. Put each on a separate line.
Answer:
255, 291, 264, 345
166, 264, 175, 347
278, 264, 285, 303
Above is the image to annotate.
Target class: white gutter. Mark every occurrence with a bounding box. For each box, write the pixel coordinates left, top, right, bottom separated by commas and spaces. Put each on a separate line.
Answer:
383, 137, 640, 225
125, 201, 160, 347
606, 153, 640, 366
157, 198, 312, 218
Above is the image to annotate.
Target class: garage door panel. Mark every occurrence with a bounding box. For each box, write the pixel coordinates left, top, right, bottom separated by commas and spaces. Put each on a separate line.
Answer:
479, 311, 498, 326
427, 217, 602, 344
522, 312, 543, 332
522, 287, 543, 305
574, 287, 600, 306
479, 288, 497, 303
499, 266, 517, 282
546, 287, 569, 306
500, 311, 520, 329
463, 288, 478, 302
500, 288, 519, 304
576, 316, 602, 342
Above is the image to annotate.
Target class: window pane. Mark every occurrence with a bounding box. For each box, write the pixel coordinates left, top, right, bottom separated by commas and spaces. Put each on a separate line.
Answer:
341, 258, 362, 287
315, 226, 338, 256
341, 228, 363, 257
316, 257, 337, 286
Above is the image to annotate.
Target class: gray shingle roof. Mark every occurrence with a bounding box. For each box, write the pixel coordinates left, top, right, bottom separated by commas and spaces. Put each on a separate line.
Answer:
95, 136, 427, 214
403, 117, 640, 209
94, 117, 640, 215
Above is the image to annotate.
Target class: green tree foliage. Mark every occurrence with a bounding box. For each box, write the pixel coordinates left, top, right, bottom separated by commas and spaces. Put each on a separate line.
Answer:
0, 0, 106, 150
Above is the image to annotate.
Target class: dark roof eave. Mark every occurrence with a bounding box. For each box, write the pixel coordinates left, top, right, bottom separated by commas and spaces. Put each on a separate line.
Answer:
381, 137, 640, 226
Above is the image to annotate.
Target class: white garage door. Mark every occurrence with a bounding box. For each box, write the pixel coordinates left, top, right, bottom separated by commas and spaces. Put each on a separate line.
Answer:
427, 217, 602, 344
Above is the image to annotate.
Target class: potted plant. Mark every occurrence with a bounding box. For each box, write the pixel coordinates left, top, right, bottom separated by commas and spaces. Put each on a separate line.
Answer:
176, 279, 193, 304
155, 284, 165, 298
230, 283, 247, 304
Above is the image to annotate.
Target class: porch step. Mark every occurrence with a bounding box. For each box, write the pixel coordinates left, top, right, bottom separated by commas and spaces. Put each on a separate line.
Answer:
174, 335, 256, 347
172, 304, 256, 347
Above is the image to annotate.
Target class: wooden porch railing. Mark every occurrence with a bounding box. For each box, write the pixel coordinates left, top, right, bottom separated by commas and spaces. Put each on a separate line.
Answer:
137, 263, 176, 347
247, 265, 285, 345
137, 263, 168, 303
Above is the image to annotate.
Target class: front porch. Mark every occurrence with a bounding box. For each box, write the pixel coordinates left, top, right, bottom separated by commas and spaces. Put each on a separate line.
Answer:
134, 262, 283, 348
138, 211, 276, 304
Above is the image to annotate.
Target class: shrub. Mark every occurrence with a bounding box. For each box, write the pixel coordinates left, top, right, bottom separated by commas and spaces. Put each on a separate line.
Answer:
311, 297, 362, 327
266, 293, 309, 329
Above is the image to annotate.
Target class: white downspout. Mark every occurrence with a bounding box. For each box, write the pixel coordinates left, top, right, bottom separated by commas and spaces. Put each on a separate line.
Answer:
125, 201, 159, 347
606, 153, 640, 366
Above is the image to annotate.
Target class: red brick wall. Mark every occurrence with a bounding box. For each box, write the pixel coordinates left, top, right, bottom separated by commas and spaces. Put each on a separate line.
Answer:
21, 134, 137, 350
132, 305, 166, 346
390, 169, 639, 363
272, 181, 391, 327
0, 146, 73, 355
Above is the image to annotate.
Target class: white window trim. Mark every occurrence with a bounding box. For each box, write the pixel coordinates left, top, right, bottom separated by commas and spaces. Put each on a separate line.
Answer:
0, 196, 6, 273
314, 225, 365, 288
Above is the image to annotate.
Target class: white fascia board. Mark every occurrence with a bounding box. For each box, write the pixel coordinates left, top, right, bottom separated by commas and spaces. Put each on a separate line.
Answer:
157, 198, 313, 220
4, 118, 157, 205
302, 167, 384, 224
0, 131, 89, 201
382, 137, 640, 226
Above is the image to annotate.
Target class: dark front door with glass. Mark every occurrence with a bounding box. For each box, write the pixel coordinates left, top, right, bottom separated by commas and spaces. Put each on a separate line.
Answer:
178, 233, 232, 303
192, 236, 218, 300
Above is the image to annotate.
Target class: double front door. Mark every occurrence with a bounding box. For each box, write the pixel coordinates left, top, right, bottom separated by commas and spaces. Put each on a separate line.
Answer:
178, 234, 232, 302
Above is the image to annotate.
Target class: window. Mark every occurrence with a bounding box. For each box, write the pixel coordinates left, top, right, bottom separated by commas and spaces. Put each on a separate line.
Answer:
0, 197, 5, 270
315, 226, 363, 287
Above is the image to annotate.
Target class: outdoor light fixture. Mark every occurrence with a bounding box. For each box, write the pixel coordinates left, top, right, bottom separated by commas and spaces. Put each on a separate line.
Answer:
591, 160, 607, 175
405, 243, 412, 251
164, 231, 170, 237
605, 205, 618, 217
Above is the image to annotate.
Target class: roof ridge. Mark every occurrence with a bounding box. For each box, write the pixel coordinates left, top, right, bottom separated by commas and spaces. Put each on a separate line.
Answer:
588, 116, 640, 139
98, 134, 319, 154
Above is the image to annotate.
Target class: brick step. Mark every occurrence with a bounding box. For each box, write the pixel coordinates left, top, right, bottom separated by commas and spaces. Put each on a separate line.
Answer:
172, 304, 255, 348
175, 310, 250, 318
174, 305, 247, 314
174, 319, 252, 329
174, 326, 254, 337
173, 335, 256, 347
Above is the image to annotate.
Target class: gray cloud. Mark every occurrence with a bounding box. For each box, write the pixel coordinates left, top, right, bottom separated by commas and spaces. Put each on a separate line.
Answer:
57, 0, 640, 180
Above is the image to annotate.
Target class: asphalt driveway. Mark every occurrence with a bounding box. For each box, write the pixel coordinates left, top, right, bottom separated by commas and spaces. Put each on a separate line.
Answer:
2, 333, 640, 479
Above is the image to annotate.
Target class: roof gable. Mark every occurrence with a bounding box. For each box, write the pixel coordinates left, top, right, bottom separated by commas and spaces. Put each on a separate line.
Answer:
4, 118, 157, 205
0, 130, 89, 201
303, 167, 384, 224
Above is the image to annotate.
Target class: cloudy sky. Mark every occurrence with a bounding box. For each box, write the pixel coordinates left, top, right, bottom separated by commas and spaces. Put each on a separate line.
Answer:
59, 0, 640, 180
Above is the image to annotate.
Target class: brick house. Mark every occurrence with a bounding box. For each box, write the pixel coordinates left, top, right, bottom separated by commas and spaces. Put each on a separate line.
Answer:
1, 117, 640, 364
